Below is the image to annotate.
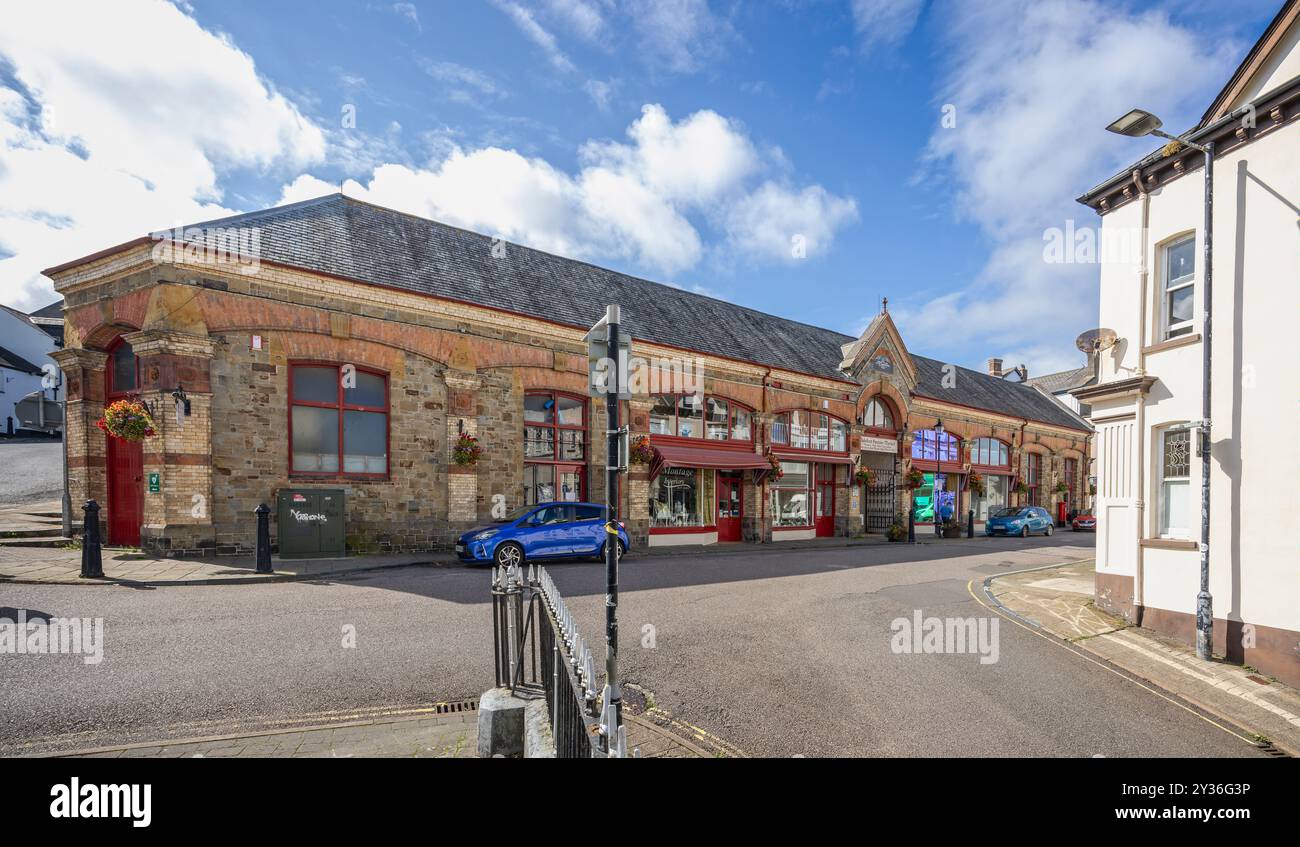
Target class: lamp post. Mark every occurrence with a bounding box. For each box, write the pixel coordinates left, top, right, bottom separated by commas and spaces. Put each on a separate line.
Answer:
933, 419, 945, 537
1107, 108, 1214, 661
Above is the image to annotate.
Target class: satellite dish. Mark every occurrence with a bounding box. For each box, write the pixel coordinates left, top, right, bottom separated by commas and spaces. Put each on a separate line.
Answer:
1075, 328, 1119, 354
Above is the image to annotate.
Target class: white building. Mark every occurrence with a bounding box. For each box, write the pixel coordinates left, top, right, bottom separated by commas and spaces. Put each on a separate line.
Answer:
1074, 0, 1300, 687
0, 303, 62, 435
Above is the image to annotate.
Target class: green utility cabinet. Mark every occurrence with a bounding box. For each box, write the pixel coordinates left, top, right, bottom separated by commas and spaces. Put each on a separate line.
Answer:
276, 489, 346, 559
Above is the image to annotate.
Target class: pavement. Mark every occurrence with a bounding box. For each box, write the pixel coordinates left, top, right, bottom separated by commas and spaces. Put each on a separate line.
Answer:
981, 559, 1300, 757
1, 535, 1272, 758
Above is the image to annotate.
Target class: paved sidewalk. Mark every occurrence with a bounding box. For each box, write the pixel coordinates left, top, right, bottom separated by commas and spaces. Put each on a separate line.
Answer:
983, 560, 1300, 757
43, 705, 718, 759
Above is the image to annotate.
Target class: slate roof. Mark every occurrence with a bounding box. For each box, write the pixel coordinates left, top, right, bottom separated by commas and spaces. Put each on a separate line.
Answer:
29, 300, 64, 318
1027, 365, 1094, 395
0, 344, 43, 375
172, 194, 1088, 432
910, 356, 1089, 431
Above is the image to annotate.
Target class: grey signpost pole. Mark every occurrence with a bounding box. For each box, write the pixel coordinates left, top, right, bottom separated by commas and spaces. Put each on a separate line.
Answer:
602, 304, 623, 751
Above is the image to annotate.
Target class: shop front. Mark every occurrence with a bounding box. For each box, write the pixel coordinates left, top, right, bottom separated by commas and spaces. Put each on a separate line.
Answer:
968, 437, 1013, 527
909, 428, 963, 527
646, 442, 769, 547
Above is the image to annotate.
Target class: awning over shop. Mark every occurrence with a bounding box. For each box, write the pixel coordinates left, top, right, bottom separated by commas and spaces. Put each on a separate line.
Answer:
649, 443, 772, 482
769, 450, 854, 466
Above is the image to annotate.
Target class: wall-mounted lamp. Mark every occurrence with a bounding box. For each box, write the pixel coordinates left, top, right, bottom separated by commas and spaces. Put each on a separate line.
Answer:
172, 384, 191, 428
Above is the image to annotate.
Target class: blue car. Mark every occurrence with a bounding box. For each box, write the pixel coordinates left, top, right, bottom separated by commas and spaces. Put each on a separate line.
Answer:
985, 506, 1055, 537
456, 502, 630, 567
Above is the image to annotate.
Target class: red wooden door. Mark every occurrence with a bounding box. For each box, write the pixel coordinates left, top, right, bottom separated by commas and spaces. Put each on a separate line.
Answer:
105, 337, 143, 546
716, 473, 742, 542
107, 436, 143, 546
815, 463, 836, 537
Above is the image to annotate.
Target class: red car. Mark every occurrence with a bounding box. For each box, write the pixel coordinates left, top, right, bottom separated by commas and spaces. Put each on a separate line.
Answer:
1071, 513, 1096, 532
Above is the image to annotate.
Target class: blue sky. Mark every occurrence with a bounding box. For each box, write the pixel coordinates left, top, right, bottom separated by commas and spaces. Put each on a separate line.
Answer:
0, 0, 1283, 373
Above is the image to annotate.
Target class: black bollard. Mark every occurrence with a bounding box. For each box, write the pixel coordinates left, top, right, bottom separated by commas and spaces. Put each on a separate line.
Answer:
255, 504, 273, 573
80, 500, 103, 578
967, 508, 975, 538
907, 507, 915, 544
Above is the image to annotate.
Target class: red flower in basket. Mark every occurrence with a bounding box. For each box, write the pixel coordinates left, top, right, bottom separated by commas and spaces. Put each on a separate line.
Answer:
452, 432, 482, 466
904, 468, 925, 489
96, 398, 156, 442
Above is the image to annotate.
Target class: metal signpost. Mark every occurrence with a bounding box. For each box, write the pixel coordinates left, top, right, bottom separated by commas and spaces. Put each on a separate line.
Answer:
585, 305, 631, 757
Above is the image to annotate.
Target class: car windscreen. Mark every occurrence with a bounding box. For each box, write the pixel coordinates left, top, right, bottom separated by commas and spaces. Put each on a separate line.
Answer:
992, 507, 1025, 518
496, 505, 536, 523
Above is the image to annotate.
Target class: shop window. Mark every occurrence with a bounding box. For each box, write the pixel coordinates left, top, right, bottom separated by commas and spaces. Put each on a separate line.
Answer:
1064, 458, 1077, 507
862, 399, 893, 431
1158, 429, 1190, 537
770, 462, 811, 527
1163, 236, 1195, 339
973, 475, 1009, 522
290, 363, 388, 476
912, 472, 958, 524
647, 394, 754, 443
524, 391, 585, 504
970, 437, 1009, 467
649, 467, 714, 528
108, 339, 137, 395
911, 429, 959, 463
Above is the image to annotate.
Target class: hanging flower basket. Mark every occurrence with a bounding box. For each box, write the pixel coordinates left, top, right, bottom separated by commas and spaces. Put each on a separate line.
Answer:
968, 472, 986, 497
96, 398, 156, 442
766, 452, 784, 481
629, 435, 655, 466
904, 468, 925, 489
1012, 479, 1029, 495
452, 432, 482, 466
1054, 481, 1069, 495
1088, 483, 1097, 496
854, 467, 875, 486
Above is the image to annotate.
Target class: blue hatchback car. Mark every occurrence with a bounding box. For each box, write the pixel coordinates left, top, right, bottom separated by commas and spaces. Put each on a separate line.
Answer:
456, 502, 630, 568
985, 506, 1055, 537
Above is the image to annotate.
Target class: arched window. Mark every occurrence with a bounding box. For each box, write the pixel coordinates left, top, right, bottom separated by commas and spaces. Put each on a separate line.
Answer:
969, 437, 1009, 467
107, 337, 137, 397
524, 391, 586, 505
911, 429, 959, 463
862, 398, 894, 431
771, 410, 848, 452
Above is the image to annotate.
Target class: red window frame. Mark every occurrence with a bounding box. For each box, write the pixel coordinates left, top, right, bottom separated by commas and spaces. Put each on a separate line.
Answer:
1024, 452, 1041, 505
288, 361, 390, 480
524, 390, 588, 502
769, 409, 850, 454
968, 437, 1011, 471
910, 428, 961, 472
648, 393, 755, 446
1064, 457, 1077, 505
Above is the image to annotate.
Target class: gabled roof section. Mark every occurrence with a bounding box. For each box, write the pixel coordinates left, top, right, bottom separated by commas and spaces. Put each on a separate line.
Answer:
1027, 365, 1095, 395
839, 309, 918, 386
0, 344, 43, 375
1201, 0, 1299, 126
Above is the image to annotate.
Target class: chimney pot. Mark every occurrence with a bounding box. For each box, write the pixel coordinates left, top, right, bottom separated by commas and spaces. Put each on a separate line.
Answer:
987, 358, 1003, 377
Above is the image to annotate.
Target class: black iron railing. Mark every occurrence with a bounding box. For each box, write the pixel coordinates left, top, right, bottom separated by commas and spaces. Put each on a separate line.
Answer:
491, 564, 612, 757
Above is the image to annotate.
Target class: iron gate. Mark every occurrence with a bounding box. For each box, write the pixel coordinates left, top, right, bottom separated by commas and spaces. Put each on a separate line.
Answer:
864, 472, 897, 531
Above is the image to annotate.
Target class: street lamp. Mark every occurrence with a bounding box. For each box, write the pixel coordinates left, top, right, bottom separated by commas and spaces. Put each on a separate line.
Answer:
933, 419, 945, 537
1107, 108, 1215, 662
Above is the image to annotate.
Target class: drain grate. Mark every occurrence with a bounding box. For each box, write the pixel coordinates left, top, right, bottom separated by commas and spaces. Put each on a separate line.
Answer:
1256, 741, 1289, 758
434, 699, 479, 715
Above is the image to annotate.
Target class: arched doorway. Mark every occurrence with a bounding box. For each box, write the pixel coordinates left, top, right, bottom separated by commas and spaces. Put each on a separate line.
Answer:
859, 397, 899, 531
104, 336, 143, 546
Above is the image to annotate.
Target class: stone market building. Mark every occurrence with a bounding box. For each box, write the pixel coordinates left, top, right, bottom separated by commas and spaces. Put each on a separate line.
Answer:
44, 194, 1090, 557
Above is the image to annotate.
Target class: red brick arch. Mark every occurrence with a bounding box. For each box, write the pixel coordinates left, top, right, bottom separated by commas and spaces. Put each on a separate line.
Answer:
859, 381, 909, 429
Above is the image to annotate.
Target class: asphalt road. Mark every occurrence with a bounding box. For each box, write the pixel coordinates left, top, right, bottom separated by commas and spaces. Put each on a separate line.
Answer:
0, 437, 63, 506
0, 535, 1265, 757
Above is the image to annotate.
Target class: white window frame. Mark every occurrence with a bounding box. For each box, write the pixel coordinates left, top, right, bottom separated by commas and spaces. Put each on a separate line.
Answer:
1161, 234, 1196, 340
1157, 427, 1191, 538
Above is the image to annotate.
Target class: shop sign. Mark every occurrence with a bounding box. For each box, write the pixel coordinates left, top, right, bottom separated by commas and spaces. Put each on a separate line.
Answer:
861, 436, 897, 454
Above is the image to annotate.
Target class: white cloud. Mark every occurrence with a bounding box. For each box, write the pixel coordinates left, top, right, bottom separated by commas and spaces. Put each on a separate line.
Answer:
624, 0, 729, 74
545, 0, 610, 41
391, 2, 421, 32
851, 0, 925, 48
899, 0, 1236, 372
583, 78, 618, 111
490, 0, 576, 73
0, 0, 325, 310
282, 103, 855, 276
418, 59, 503, 100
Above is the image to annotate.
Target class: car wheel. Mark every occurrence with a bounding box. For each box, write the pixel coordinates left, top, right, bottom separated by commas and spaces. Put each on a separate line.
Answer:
1020, 526, 1029, 538
595, 540, 628, 560
494, 542, 524, 569
1045, 524, 1054, 536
